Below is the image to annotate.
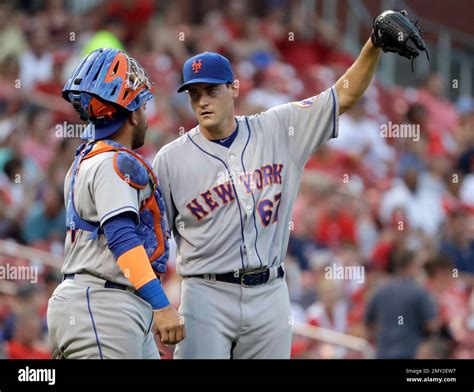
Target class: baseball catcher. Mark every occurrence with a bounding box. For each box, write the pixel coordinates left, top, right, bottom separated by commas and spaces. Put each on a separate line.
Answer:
47, 48, 185, 359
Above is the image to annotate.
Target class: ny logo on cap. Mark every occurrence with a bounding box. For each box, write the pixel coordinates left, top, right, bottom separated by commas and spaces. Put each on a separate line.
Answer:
192, 59, 202, 74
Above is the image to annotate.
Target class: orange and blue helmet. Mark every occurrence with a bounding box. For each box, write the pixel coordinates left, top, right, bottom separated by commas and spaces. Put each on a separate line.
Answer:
63, 48, 154, 140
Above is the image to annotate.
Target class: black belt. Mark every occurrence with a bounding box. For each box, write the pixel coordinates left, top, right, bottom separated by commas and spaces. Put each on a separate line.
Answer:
63, 273, 134, 292
188, 266, 284, 287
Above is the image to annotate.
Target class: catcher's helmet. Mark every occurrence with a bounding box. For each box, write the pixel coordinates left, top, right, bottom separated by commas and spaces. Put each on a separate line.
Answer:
63, 48, 154, 140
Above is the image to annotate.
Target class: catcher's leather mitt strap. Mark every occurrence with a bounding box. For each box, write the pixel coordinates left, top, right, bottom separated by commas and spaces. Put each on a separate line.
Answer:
371, 10, 429, 71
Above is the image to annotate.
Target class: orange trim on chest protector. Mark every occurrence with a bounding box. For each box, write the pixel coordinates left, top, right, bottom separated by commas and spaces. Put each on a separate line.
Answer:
80, 140, 166, 263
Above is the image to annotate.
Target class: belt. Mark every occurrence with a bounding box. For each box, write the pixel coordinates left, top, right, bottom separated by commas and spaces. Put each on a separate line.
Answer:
63, 273, 135, 293
188, 266, 284, 288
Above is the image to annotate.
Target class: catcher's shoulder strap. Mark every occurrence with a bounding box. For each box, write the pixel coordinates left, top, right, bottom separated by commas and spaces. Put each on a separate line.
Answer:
66, 142, 100, 239
66, 140, 157, 240
82, 140, 157, 190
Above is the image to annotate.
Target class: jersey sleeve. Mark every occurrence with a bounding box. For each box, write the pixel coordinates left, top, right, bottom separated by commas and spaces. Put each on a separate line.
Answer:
153, 150, 176, 233
265, 86, 339, 170
92, 156, 140, 226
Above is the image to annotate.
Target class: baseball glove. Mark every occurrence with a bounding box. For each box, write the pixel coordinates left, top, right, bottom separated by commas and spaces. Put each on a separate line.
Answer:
371, 10, 429, 70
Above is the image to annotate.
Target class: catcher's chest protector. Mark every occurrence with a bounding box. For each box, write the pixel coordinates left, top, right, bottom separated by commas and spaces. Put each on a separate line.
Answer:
66, 140, 169, 275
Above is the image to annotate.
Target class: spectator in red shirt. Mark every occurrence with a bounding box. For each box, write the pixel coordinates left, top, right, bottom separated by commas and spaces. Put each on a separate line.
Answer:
33, 51, 71, 122
424, 256, 459, 332
105, 0, 155, 44
314, 195, 357, 248
371, 207, 412, 271
424, 254, 474, 358
6, 310, 50, 359
417, 73, 460, 134
307, 279, 349, 333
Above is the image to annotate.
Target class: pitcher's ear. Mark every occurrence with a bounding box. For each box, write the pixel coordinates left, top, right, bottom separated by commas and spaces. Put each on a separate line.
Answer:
232, 79, 240, 98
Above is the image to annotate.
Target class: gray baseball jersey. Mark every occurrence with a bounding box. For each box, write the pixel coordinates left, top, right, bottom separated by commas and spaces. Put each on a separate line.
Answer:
62, 150, 153, 287
153, 86, 339, 275
49, 147, 160, 359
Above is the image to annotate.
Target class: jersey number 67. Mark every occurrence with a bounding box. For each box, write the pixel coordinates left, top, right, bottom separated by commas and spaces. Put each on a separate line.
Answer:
257, 192, 282, 227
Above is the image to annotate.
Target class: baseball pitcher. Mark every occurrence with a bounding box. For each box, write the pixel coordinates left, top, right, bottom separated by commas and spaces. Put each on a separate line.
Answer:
153, 10, 428, 359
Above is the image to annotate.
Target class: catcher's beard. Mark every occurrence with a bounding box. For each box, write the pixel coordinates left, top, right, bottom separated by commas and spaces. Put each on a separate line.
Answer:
131, 118, 148, 149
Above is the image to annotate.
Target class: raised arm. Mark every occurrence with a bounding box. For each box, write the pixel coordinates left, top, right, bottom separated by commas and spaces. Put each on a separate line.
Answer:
335, 39, 382, 115
335, 9, 428, 115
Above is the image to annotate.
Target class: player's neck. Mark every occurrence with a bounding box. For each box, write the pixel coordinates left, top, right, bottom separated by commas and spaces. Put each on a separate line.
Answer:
200, 116, 237, 141
110, 129, 132, 149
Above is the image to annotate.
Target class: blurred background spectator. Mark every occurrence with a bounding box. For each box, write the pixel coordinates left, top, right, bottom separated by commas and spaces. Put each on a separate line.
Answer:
0, 0, 472, 359
364, 249, 439, 359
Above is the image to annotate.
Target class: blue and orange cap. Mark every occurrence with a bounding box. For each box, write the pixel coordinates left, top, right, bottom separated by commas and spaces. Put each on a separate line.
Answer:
177, 52, 234, 93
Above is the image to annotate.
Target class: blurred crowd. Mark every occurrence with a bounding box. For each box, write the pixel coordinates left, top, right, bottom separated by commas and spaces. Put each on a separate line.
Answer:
0, 0, 473, 359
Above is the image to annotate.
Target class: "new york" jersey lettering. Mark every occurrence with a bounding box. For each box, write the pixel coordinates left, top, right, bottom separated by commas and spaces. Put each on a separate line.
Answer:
185, 163, 284, 221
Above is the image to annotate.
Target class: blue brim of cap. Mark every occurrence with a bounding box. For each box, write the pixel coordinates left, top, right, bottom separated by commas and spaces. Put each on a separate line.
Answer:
80, 116, 127, 140
177, 77, 231, 93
